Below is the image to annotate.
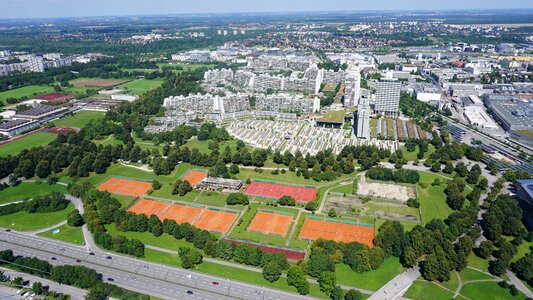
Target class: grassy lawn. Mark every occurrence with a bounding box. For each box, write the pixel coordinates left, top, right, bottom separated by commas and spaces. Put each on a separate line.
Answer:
150, 185, 200, 203
287, 212, 313, 249
0, 132, 57, 157
467, 253, 490, 273
182, 139, 237, 154
404, 280, 455, 300
400, 144, 435, 161
459, 268, 493, 282
335, 257, 405, 291
460, 281, 527, 300
194, 191, 227, 207
0, 85, 54, 103
156, 63, 216, 73
77, 162, 192, 187
512, 240, 533, 263
115, 79, 164, 95
38, 224, 85, 245
53, 111, 105, 128
229, 203, 299, 248
106, 223, 201, 254
374, 218, 419, 232
0, 203, 74, 231
416, 171, 452, 225
0, 182, 67, 204
329, 183, 354, 194
236, 168, 320, 187
113, 195, 137, 208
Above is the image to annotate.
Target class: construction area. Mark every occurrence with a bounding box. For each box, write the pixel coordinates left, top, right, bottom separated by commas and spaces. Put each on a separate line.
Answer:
356, 174, 416, 202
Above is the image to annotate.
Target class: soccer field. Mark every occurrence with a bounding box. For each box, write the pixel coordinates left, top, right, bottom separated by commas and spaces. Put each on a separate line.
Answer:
0, 132, 57, 157
0, 85, 54, 104
116, 79, 164, 95
53, 110, 105, 128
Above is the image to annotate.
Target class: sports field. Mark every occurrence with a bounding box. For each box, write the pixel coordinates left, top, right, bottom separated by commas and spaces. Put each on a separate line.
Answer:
97, 177, 152, 197
159, 204, 203, 224
182, 170, 208, 187
71, 78, 130, 87
194, 209, 239, 234
128, 199, 170, 216
244, 181, 317, 202
0, 85, 54, 103
128, 199, 238, 234
247, 211, 292, 236
0, 132, 57, 157
115, 79, 164, 95
53, 110, 105, 128
299, 218, 375, 246
0, 182, 67, 205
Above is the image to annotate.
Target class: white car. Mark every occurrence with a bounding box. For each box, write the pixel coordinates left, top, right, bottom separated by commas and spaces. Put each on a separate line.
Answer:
15, 290, 21, 295
186, 275, 192, 279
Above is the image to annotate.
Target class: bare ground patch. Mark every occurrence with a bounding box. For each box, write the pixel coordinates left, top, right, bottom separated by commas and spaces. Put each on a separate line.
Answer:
357, 174, 416, 202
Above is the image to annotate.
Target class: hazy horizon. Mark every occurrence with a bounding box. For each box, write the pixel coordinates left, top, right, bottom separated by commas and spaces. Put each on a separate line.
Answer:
2, 0, 533, 19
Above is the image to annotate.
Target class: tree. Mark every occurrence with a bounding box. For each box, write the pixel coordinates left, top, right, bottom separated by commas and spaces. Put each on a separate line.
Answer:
262, 260, 282, 282
152, 180, 162, 190
344, 289, 362, 300
430, 162, 441, 173
443, 162, 454, 174
476, 241, 494, 259
152, 158, 170, 175
401, 246, 419, 268
67, 209, 84, 227
328, 208, 337, 218
421, 247, 451, 282
374, 220, 406, 257
226, 193, 249, 205
279, 196, 296, 206
287, 266, 309, 295
455, 162, 468, 177
35, 160, 51, 179
331, 286, 344, 300
179, 247, 203, 269
318, 271, 336, 296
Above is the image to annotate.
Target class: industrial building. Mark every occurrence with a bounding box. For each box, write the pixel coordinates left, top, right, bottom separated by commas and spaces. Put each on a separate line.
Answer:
463, 106, 499, 130
13, 105, 68, 122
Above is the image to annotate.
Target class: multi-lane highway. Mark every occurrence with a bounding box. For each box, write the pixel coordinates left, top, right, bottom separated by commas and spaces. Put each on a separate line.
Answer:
0, 230, 309, 300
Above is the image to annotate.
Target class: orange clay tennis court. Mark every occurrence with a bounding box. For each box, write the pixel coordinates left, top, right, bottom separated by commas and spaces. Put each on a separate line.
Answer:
127, 199, 169, 216
244, 181, 317, 203
183, 170, 208, 187
247, 211, 293, 236
159, 204, 203, 224
97, 177, 152, 197
194, 209, 238, 234
299, 218, 375, 247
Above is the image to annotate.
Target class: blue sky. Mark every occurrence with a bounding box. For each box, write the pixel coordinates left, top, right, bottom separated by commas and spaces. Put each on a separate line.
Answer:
2, 0, 533, 19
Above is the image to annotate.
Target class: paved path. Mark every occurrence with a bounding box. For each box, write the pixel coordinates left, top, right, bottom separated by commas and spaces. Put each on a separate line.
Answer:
284, 210, 302, 247
368, 266, 420, 300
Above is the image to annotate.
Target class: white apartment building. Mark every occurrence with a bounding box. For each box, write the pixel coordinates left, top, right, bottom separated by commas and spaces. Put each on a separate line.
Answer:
375, 80, 401, 116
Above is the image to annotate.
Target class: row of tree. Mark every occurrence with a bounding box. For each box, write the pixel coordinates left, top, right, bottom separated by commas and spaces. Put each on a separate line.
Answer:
0, 192, 69, 216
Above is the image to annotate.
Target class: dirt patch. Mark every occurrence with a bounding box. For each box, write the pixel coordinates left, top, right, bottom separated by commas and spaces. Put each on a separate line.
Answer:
73, 79, 129, 87
357, 174, 416, 202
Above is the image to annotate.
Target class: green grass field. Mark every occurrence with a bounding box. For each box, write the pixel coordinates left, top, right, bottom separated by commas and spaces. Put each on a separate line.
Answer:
460, 281, 527, 300
182, 139, 238, 154
115, 79, 164, 95
0, 132, 57, 157
38, 224, 85, 245
329, 183, 354, 194
404, 280, 455, 300
416, 171, 453, 225
335, 257, 405, 291
0, 203, 74, 231
106, 223, 200, 253
194, 191, 227, 207
229, 203, 299, 247
459, 268, 493, 282
0, 85, 54, 103
467, 253, 490, 273
53, 111, 105, 128
0, 182, 67, 204
113, 195, 137, 208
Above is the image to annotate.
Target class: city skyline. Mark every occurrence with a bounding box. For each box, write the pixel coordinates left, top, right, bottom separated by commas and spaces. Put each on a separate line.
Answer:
2, 0, 533, 19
